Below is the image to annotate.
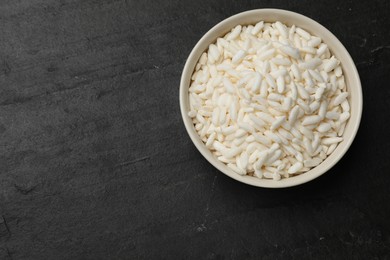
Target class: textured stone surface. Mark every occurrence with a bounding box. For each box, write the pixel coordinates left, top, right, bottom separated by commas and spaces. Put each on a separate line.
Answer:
0, 0, 389, 259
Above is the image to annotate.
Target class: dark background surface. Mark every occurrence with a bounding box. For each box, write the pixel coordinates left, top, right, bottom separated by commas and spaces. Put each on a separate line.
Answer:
0, 0, 389, 259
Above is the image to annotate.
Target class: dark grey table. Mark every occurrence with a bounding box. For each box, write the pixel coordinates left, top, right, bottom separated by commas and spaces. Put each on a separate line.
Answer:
0, 0, 389, 259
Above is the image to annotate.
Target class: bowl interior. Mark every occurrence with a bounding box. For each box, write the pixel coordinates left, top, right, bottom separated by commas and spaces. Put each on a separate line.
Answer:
180, 9, 362, 188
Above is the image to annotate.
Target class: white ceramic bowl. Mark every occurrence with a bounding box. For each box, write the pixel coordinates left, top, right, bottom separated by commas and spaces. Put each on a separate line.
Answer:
180, 9, 363, 188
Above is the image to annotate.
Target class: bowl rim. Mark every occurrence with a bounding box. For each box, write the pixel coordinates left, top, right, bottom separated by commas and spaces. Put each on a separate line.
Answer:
179, 8, 363, 188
